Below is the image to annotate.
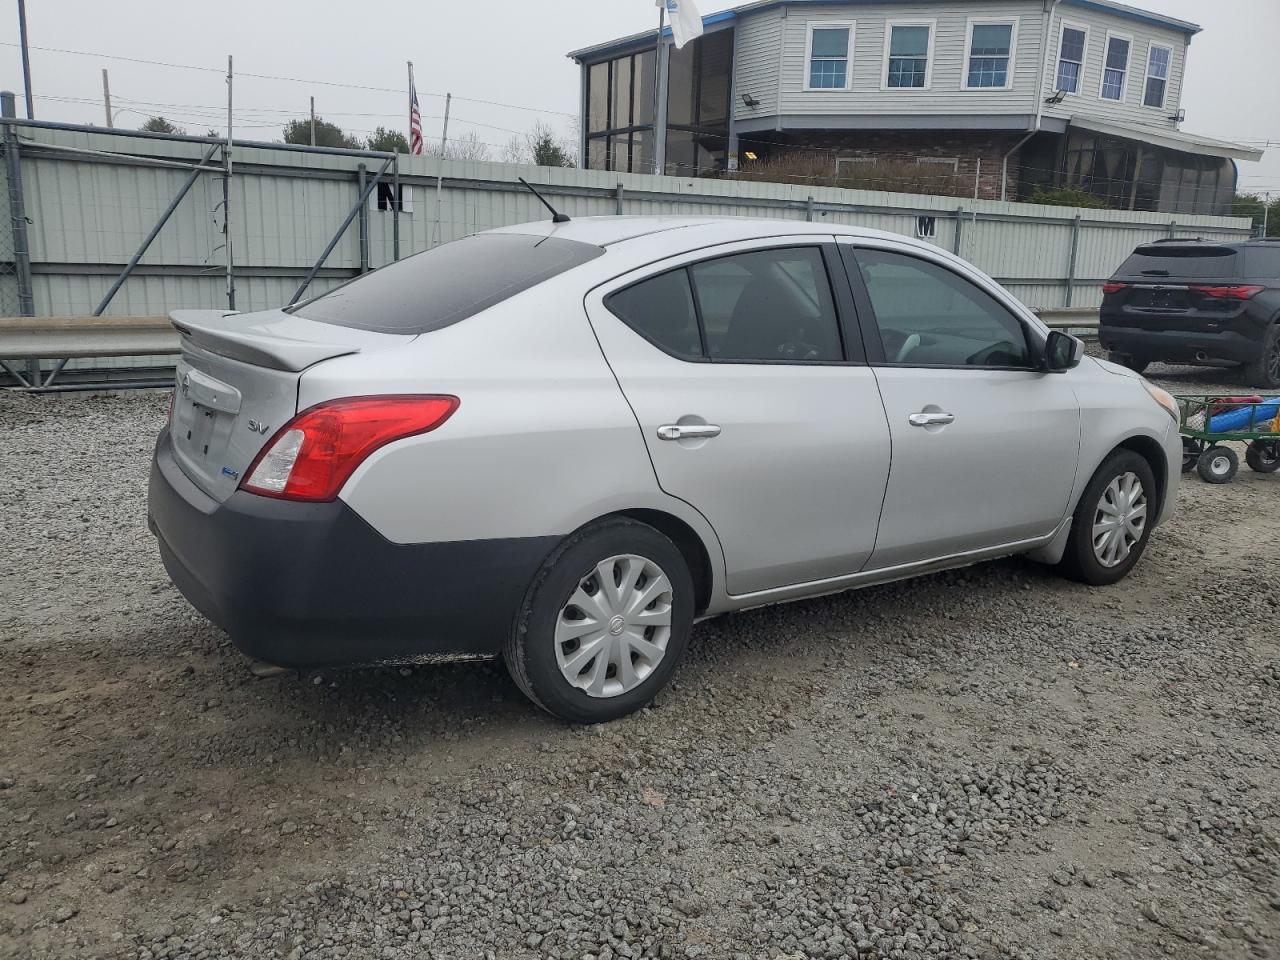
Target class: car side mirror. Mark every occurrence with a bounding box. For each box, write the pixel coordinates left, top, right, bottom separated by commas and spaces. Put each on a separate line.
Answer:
1044, 330, 1083, 372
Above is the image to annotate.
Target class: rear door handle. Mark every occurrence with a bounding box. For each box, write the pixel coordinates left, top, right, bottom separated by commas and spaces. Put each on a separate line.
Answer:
657, 423, 722, 441
908, 412, 955, 427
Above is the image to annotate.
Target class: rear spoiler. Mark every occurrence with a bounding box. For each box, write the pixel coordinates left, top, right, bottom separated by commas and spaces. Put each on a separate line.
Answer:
169, 309, 362, 373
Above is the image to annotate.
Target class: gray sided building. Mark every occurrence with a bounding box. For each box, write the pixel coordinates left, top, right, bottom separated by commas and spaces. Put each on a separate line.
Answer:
568, 0, 1262, 214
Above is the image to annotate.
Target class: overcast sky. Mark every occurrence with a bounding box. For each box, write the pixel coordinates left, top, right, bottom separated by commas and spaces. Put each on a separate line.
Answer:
3, 0, 1278, 194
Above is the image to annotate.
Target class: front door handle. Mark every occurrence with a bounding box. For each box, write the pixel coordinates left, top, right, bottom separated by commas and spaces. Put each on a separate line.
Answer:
657, 423, 722, 441
908, 412, 955, 427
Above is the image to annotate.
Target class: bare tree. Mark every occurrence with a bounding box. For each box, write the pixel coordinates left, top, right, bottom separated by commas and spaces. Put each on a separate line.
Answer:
426, 131, 490, 162
500, 121, 578, 167
500, 135, 526, 165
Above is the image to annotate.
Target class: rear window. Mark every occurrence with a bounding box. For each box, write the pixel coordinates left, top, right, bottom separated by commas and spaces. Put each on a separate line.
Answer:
290, 233, 604, 334
1115, 244, 1240, 281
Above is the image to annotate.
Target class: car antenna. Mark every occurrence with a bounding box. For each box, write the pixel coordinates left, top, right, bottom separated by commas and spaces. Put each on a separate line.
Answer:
518, 177, 571, 223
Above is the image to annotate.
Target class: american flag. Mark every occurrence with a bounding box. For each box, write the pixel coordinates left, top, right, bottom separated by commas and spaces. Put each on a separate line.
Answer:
408, 67, 424, 155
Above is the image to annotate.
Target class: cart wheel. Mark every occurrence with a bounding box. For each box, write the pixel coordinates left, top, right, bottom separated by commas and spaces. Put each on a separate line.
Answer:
1181, 436, 1202, 473
1197, 445, 1239, 484
1245, 440, 1280, 474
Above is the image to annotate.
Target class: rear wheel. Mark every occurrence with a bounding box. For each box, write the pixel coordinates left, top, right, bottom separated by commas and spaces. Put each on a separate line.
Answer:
1058, 451, 1156, 586
1242, 324, 1280, 389
503, 517, 694, 724
1181, 436, 1202, 473
1107, 352, 1150, 374
1197, 445, 1239, 484
1246, 440, 1280, 474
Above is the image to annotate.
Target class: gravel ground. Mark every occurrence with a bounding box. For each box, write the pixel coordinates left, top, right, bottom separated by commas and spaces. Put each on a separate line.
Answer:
2, 359, 1279, 960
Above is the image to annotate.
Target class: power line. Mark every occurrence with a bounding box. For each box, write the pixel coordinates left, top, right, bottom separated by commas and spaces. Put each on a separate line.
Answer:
0, 41, 576, 118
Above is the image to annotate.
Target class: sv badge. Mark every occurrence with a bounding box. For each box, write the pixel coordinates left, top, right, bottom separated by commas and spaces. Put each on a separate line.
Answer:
247, 419, 270, 435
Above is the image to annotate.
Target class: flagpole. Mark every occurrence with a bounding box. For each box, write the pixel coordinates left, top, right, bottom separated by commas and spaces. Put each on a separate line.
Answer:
407, 60, 415, 137
652, 3, 665, 175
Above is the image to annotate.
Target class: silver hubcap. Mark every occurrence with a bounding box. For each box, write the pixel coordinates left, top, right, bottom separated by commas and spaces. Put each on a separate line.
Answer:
1092, 471, 1148, 568
554, 554, 674, 699
1211, 455, 1232, 475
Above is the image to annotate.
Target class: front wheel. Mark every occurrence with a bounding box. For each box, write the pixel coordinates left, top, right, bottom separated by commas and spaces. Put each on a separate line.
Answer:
503, 517, 694, 724
1058, 451, 1157, 586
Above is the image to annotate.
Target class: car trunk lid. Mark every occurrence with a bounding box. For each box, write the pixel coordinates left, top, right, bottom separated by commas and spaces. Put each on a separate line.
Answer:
167, 309, 412, 502
1104, 244, 1245, 330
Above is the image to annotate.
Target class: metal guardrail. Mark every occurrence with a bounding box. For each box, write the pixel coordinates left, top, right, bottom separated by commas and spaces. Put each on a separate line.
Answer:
0, 315, 177, 389
1036, 308, 1100, 336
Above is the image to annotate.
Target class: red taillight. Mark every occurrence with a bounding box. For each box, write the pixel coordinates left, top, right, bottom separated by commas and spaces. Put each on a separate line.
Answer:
1189, 284, 1265, 301
1102, 281, 1130, 295
240, 395, 459, 502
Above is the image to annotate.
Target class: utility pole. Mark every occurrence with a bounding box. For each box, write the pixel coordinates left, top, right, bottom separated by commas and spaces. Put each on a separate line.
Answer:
439, 92, 451, 157
102, 69, 113, 128
433, 92, 451, 246
17, 0, 34, 118
1264, 193, 1271, 239
224, 55, 236, 311
309, 96, 316, 146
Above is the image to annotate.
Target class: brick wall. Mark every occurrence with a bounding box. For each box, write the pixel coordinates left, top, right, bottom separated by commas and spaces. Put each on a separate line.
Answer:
745, 131, 1027, 201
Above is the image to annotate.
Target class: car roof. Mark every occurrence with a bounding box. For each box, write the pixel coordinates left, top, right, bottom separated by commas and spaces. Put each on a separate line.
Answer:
1141, 238, 1280, 250
488, 216, 922, 252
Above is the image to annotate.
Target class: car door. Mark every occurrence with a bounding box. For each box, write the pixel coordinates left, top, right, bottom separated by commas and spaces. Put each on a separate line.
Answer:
840, 239, 1081, 570
584, 239, 891, 596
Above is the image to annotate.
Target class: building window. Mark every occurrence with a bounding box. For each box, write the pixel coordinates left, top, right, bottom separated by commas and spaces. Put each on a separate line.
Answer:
916, 157, 958, 172
1055, 23, 1087, 94
806, 23, 852, 90
964, 20, 1016, 90
1144, 43, 1171, 108
884, 22, 933, 89
664, 28, 733, 174
835, 157, 874, 175
584, 48, 658, 174
1100, 33, 1131, 101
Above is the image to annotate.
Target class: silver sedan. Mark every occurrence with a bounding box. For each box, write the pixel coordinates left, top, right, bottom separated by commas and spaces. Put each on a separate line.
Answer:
148, 217, 1182, 723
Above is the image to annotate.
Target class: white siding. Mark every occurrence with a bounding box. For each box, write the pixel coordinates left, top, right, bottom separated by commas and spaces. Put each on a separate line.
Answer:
1040, 7, 1188, 129
734, 7, 785, 118
733, 1, 1049, 121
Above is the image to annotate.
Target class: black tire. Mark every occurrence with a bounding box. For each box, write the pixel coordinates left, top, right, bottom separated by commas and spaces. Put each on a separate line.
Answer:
1242, 324, 1280, 389
503, 517, 694, 724
1197, 445, 1239, 484
1058, 450, 1158, 586
1107, 352, 1150, 375
1245, 440, 1280, 474
1180, 436, 1201, 474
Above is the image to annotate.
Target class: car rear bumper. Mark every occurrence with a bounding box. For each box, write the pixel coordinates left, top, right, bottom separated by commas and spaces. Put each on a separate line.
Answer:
1099, 324, 1259, 364
147, 429, 558, 668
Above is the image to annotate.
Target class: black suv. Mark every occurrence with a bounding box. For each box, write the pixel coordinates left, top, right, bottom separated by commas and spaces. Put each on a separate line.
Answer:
1100, 239, 1280, 387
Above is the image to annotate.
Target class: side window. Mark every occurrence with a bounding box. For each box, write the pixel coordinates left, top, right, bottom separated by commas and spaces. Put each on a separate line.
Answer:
605, 269, 702, 359
1246, 247, 1280, 280
690, 248, 843, 362
855, 248, 1031, 368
